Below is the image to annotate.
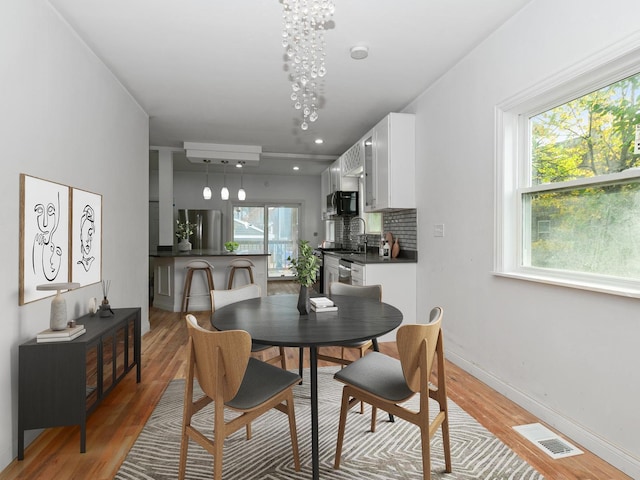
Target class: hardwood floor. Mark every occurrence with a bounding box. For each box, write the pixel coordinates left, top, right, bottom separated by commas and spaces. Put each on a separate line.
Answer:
0, 282, 629, 480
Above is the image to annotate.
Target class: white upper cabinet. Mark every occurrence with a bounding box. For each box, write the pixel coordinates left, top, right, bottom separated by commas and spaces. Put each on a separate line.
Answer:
331, 157, 358, 192
342, 141, 364, 177
364, 112, 415, 212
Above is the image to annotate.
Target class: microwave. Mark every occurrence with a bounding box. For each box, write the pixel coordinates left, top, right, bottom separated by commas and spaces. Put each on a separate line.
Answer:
327, 191, 359, 216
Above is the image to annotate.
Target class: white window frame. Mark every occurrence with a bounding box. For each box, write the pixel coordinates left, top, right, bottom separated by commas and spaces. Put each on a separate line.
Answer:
494, 39, 640, 298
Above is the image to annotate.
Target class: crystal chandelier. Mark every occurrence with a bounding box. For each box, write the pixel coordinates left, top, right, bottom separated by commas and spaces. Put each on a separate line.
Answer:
281, 0, 335, 131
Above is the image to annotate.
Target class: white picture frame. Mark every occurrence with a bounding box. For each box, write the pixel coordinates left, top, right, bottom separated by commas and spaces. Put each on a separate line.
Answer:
19, 174, 70, 305
71, 187, 102, 287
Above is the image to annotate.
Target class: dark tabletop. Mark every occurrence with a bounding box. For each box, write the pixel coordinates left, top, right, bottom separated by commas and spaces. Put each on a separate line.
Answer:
211, 294, 403, 347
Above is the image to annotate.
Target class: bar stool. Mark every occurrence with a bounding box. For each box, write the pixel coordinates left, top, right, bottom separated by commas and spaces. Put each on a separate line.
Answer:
181, 260, 215, 313
227, 258, 255, 289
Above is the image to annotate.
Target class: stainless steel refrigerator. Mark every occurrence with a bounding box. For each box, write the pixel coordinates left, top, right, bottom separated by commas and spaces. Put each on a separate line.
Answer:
177, 209, 222, 250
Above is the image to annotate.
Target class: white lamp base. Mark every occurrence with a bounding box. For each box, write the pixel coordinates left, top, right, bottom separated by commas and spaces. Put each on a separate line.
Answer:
50, 291, 67, 331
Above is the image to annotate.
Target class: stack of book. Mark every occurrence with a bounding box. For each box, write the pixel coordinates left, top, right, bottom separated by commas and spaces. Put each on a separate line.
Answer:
310, 297, 337, 313
36, 324, 86, 343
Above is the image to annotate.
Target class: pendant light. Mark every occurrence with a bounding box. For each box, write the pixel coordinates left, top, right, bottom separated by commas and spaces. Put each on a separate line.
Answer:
220, 160, 229, 200
202, 159, 212, 200
237, 161, 246, 201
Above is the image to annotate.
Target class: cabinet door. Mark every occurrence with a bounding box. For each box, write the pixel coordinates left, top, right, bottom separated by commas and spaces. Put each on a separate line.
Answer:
85, 343, 99, 410
373, 116, 390, 210
320, 167, 330, 219
351, 263, 365, 285
364, 132, 376, 211
101, 333, 115, 392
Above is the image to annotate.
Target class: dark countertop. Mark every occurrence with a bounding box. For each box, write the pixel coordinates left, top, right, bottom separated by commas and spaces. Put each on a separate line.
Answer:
149, 249, 270, 258
324, 251, 417, 265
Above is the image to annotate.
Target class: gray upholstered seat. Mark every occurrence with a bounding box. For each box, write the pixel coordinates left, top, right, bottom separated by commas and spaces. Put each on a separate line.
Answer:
334, 352, 413, 403
227, 357, 300, 410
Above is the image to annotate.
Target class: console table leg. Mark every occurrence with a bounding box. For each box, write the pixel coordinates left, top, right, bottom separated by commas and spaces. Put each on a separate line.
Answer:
80, 423, 86, 453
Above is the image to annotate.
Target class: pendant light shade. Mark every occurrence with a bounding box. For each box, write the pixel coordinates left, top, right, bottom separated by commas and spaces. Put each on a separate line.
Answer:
220, 160, 229, 200
202, 159, 212, 200
237, 161, 246, 201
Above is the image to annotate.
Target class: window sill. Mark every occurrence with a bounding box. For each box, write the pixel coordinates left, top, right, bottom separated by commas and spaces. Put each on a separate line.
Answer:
492, 270, 640, 299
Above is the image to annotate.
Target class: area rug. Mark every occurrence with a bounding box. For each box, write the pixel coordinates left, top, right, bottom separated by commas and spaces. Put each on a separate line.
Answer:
115, 367, 544, 479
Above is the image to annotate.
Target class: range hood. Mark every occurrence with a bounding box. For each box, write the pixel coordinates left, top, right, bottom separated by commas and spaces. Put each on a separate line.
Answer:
184, 142, 262, 165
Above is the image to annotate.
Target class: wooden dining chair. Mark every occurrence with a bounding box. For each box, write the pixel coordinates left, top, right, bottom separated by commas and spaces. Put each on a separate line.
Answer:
333, 307, 451, 480
211, 284, 288, 370
179, 314, 301, 480
317, 282, 382, 366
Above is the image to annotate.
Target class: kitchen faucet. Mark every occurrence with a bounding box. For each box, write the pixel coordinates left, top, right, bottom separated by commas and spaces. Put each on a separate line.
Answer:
351, 217, 367, 253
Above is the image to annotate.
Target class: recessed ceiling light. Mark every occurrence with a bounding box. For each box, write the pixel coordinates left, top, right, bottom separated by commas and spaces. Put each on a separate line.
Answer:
350, 45, 369, 60
315, 138, 324, 144
293, 166, 300, 171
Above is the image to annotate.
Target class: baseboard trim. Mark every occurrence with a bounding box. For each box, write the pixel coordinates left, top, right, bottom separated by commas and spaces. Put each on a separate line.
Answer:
447, 350, 640, 479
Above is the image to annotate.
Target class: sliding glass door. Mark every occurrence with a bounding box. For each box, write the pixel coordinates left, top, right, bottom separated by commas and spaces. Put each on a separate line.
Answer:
232, 203, 300, 278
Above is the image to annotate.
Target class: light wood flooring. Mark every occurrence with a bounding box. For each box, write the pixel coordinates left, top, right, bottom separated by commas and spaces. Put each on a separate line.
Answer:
0, 282, 630, 480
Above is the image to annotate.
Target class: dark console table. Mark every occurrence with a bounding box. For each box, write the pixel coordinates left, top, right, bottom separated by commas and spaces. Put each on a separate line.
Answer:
18, 307, 141, 459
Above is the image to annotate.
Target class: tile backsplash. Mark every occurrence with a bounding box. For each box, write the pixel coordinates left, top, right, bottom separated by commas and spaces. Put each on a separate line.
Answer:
383, 209, 417, 251
337, 209, 417, 252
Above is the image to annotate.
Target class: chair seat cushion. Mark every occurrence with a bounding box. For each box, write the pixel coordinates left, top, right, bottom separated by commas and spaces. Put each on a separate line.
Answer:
226, 358, 300, 410
334, 352, 414, 403
340, 340, 372, 348
251, 342, 275, 352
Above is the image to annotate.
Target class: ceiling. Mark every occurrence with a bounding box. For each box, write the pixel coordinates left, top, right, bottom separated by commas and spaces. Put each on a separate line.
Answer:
49, 0, 531, 176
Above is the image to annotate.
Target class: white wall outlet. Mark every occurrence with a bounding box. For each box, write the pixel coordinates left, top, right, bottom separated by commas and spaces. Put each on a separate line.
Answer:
434, 224, 445, 237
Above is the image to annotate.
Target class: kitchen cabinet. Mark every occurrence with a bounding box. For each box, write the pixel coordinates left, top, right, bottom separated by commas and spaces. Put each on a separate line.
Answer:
324, 254, 340, 294
330, 157, 358, 193
351, 262, 365, 286
342, 141, 364, 177
321, 157, 358, 219
320, 167, 331, 219
324, 255, 416, 342
364, 112, 415, 212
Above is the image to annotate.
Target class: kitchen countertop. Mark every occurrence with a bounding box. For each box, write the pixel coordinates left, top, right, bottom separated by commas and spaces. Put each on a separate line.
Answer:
324, 251, 417, 265
149, 249, 270, 257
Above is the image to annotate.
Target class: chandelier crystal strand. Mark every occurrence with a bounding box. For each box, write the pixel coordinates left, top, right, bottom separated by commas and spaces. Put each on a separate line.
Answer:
282, 0, 334, 130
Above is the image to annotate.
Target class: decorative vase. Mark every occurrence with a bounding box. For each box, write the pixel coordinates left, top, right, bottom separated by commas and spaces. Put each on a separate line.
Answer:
178, 238, 192, 251
297, 285, 309, 315
392, 238, 400, 258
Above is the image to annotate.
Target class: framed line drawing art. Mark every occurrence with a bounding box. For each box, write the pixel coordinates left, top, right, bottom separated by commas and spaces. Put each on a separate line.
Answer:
71, 187, 102, 286
19, 174, 70, 305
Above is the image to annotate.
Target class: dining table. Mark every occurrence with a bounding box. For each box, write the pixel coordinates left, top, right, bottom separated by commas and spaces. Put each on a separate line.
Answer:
210, 293, 403, 480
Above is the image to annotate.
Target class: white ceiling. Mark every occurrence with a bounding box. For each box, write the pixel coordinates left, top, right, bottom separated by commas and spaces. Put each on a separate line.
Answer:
49, 0, 531, 176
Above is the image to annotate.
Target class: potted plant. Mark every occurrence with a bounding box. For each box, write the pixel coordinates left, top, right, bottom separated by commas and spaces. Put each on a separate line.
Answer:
224, 241, 239, 252
176, 220, 195, 251
287, 240, 319, 314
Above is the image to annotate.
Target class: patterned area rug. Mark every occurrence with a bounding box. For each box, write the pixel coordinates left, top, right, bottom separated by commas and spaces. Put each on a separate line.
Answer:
115, 367, 544, 479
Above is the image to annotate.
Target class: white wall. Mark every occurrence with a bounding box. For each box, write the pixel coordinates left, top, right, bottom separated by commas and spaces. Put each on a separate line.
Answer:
409, 0, 640, 476
0, 0, 149, 468
152, 169, 323, 248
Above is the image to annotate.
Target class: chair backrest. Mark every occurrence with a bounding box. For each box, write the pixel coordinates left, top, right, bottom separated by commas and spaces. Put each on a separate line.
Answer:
396, 306, 443, 393
329, 282, 382, 301
211, 283, 262, 313
185, 314, 251, 402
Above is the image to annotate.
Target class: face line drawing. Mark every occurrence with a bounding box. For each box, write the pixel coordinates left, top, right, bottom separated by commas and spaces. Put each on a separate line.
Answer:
32, 192, 62, 281
77, 204, 95, 272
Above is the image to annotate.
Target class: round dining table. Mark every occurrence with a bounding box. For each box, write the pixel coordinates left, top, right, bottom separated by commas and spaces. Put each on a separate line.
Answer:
211, 293, 403, 480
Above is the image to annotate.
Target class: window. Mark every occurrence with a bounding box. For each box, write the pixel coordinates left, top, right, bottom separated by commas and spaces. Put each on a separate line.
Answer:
232, 203, 301, 278
496, 47, 640, 296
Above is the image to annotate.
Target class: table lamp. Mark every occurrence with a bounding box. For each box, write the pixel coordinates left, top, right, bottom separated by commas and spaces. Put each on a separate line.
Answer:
36, 282, 81, 331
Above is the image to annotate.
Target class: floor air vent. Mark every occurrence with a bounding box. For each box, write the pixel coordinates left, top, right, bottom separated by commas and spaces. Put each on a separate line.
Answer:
513, 423, 583, 459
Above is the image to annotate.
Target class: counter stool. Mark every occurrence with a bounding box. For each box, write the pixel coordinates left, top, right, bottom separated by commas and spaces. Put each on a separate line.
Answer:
227, 258, 255, 289
181, 260, 215, 313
